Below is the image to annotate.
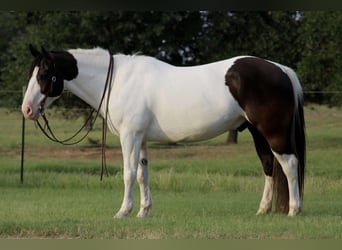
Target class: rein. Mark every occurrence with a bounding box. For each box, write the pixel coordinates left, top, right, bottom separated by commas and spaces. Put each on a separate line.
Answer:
36, 52, 114, 180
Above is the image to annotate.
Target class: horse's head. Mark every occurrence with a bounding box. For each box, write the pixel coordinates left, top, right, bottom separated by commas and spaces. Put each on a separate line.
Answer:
22, 44, 78, 120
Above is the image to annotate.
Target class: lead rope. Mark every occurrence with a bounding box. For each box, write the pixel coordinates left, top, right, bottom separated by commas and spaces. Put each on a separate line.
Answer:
37, 110, 95, 145
36, 52, 114, 180
100, 52, 114, 180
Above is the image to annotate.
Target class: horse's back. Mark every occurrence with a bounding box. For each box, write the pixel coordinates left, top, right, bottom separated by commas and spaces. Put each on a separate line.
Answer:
112, 55, 247, 142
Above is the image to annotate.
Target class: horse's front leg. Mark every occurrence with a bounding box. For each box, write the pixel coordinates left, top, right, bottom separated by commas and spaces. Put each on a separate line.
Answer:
137, 142, 152, 218
114, 130, 143, 219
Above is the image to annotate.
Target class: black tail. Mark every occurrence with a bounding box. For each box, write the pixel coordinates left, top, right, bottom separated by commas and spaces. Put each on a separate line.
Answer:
294, 95, 306, 202
274, 68, 306, 213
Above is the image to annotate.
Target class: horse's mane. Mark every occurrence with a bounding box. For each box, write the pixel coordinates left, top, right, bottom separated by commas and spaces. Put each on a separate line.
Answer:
69, 48, 145, 61
68, 47, 108, 56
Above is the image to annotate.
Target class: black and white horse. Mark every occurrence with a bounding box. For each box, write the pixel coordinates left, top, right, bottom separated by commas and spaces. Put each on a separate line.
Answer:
22, 45, 305, 218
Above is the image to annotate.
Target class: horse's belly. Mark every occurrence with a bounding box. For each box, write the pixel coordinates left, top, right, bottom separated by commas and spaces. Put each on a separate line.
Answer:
145, 108, 245, 143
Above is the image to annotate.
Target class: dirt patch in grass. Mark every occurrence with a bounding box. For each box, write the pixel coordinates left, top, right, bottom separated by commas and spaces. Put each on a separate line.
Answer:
20, 142, 239, 163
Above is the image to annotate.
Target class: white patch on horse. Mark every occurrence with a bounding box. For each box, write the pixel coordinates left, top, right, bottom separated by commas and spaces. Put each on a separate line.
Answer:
257, 175, 274, 214
22, 67, 48, 120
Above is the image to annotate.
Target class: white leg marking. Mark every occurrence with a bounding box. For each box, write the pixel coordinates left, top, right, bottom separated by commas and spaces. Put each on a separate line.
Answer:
114, 131, 143, 219
257, 175, 273, 215
136, 142, 152, 218
273, 152, 301, 216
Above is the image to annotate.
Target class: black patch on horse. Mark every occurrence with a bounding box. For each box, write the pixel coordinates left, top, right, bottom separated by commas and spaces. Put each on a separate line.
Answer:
225, 57, 294, 152
141, 158, 148, 166
225, 57, 294, 115
29, 44, 78, 97
225, 57, 295, 167
225, 57, 299, 214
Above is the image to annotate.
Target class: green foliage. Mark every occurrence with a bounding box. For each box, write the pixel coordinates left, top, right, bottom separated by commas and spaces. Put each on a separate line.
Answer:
0, 11, 204, 109
198, 11, 301, 67
0, 12, 29, 107
0, 11, 341, 109
297, 11, 342, 105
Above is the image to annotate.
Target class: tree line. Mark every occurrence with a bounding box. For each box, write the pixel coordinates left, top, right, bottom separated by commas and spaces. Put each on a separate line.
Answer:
0, 11, 341, 109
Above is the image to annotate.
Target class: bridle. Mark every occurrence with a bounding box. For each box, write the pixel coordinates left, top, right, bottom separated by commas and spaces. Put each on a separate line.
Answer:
36, 51, 114, 180
38, 74, 56, 114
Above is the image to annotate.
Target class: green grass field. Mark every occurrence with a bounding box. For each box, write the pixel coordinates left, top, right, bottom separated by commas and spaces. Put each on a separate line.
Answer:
0, 105, 342, 239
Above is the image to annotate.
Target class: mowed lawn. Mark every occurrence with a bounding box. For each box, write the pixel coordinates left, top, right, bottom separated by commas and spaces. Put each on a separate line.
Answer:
0, 104, 341, 239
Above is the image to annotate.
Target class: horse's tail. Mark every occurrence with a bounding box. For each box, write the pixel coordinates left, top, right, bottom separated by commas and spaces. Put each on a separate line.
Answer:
274, 67, 306, 213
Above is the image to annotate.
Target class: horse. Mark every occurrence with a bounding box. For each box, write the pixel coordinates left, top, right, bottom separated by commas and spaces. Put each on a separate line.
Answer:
22, 45, 305, 218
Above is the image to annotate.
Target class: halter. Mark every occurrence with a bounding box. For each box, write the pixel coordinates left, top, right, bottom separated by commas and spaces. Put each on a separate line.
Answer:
36, 51, 114, 180
38, 75, 56, 115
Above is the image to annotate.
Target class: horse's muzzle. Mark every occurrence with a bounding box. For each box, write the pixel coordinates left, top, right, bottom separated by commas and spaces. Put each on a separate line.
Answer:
22, 102, 39, 120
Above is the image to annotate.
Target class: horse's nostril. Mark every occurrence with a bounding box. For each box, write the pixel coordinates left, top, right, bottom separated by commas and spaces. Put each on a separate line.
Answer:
25, 106, 32, 116
22, 104, 34, 119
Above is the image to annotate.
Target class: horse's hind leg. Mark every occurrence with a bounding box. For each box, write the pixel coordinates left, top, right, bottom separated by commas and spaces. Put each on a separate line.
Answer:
136, 142, 152, 218
249, 129, 301, 216
248, 124, 274, 214
265, 134, 301, 216
272, 151, 301, 216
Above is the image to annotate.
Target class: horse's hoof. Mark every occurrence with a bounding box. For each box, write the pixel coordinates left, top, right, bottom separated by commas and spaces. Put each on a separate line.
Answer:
256, 207, 271, 215
113, 210, 130, 219
136, 207, 151, 218
288, 207, 301, 216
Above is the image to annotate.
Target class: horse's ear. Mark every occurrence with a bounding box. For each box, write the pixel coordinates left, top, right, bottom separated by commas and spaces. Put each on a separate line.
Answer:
41, 46, 51, 59
29, 44, 40, 58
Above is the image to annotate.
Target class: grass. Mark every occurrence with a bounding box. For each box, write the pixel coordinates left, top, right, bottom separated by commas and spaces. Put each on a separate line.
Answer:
0, 104, 342, 239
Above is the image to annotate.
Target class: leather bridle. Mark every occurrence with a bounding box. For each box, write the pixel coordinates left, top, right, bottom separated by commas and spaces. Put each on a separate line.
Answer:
36, 51, 114, 180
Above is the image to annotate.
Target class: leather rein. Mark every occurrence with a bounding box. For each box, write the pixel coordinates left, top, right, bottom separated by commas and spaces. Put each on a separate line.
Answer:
36, 52, 114, 180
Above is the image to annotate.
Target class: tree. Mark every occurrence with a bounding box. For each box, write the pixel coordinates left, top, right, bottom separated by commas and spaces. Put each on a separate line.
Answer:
297, 11, 342, 106
0, 11, 204, 109
3, 11, 340, 111
226, 130, 238, 144
196, 11, 301, 67
0, 12, 29, 107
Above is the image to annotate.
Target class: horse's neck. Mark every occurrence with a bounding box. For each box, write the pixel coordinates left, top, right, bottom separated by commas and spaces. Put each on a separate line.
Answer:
65, 50, 110, 112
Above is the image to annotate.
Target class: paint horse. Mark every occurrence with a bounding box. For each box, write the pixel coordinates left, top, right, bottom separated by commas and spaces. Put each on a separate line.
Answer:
22, 45, 305, 218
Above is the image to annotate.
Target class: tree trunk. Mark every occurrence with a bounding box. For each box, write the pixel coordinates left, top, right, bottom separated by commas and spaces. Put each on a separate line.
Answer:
226, 130, 238, 144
